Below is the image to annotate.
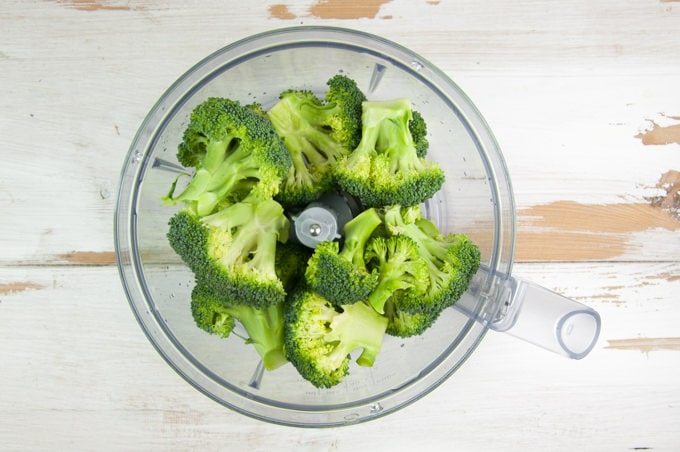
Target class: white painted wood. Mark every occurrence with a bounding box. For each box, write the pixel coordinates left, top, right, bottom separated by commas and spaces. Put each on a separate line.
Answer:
1, 0, 679, 450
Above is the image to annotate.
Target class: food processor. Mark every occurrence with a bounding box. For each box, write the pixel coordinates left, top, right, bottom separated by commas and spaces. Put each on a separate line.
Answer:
114, 26, 601, 427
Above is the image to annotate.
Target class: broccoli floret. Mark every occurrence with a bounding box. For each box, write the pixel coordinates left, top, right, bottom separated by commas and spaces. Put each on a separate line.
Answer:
335, 98, 445, 208
190, 284, 288, 371
163, 97, 292, 216
284, 286, 388, 388
267, 75, 366, 207
409, 110, 429, 158
167, 197, 290, 308
275, 241, 313, 293
190, 284, 236, 338
383, 298, 442, 338
304, 207, 382, 305
381, 204, 481, 312
162, 85, 482, 385
364, 235, 430, 315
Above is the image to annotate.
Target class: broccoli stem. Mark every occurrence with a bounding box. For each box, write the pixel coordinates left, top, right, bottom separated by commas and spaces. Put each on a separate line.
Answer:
366, 260, 414, 315
209, 141, 261, 196
325, 301, 389, 368
203, 198, 288, 281
225, 302, 287, 371
339, 208, 382, 268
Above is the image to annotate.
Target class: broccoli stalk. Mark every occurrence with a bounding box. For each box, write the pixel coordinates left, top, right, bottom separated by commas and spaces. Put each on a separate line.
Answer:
191, 284, 288, 371
284, 287, 389, 388
267, 75, 366, 208
335, 98, 445, 208
304, 207, 382, 306
364, 235, 430, 315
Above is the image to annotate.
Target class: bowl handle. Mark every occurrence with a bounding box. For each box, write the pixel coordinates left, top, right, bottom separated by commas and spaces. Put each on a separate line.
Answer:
455, 268, 601, 359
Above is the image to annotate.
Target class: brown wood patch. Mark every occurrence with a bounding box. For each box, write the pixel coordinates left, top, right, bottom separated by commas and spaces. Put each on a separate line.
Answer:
516, 201, 680, 261
636, 120, 680, 146
310, 0, 393, 19
606, 337, 680, 353
57, 251, 117, 265
269, 4, 297, 19
50, 0, 131, 11
0, 282, 46, 295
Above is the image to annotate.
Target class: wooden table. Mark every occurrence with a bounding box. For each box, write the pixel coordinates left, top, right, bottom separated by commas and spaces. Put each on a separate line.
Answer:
2, 1, 678, 450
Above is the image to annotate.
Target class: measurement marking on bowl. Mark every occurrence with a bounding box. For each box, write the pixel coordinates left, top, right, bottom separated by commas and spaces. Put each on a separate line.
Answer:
369, 402, 384, 414
152, 157, 188, 174
248, 360, 265, 389
368, 63, 387, 94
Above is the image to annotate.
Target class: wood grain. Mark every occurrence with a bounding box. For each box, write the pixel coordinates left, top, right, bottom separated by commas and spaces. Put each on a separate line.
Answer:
516, 201, 680, 261
606, 337, 680, 353
0, 281, 47, 295
49, 0, 132, 11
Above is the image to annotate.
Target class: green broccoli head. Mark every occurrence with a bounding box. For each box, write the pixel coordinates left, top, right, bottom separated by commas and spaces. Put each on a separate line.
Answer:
381, 204, 481, 312
190, 283, 288, 371
284, 286, 389, 388
323, 74, 367, 149
304, 207, 382, 305
364, 235, 430, 315
167, 197, 290, 309
409, 110, 429, 158
267, 75, 366, 208
190, 283, 236, 338
383, 298, 443, 338
274, 241, 313, 293
334, 98, 445, 208
163, 97, 292, 216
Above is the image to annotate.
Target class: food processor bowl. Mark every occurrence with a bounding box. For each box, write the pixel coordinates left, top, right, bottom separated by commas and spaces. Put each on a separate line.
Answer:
114, 26, 600, 427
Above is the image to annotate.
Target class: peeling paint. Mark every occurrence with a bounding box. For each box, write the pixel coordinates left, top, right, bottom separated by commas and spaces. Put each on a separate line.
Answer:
606, 337, 680, 353
310, 0, 393, 19
587, 292, 623, 304
647, 271, 680, 283
646, 170, 680, 220
516, 201, 680, 261
269, 0, 394, 20
269, 4, 296, 20
0, 282, 46, 295
516, 231, 627, 261
49, 0, 131, 11
57, 251, 116, 265
520, 201, 679, 233
636, 116, 680, 145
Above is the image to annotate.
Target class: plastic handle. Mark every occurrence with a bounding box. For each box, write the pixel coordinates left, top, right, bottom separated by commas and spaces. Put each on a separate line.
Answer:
488, 277, 601, 359
453, 268, 601, 359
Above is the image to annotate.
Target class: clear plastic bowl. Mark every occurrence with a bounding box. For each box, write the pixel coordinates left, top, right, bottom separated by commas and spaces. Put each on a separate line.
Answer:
114, 26, 519, 427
